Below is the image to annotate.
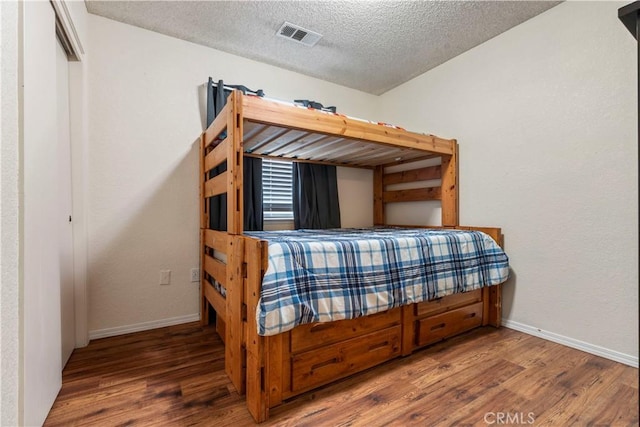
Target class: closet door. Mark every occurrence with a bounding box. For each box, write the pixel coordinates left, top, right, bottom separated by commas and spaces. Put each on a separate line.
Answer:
22, 2, 63, 425
57, 36, 75, 369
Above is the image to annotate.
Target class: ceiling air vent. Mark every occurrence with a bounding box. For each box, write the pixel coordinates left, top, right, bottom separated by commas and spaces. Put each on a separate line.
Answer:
276, 22, 322, 47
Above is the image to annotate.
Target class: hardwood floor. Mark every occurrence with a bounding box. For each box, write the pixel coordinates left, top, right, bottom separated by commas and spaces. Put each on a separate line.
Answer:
44, 322, 638, 426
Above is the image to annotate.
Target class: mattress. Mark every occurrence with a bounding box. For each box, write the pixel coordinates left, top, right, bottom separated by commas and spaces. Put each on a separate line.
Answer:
244, 227, 509, 336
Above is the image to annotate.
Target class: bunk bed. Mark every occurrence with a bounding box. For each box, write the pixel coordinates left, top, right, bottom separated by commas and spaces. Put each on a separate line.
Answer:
198, 90, 509, 422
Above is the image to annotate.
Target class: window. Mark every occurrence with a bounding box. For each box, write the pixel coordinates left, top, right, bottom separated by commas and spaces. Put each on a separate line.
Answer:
262, 159, 293, 220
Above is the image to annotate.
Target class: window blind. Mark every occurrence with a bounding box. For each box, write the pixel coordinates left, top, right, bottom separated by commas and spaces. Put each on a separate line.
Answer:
262, 159, 293, 220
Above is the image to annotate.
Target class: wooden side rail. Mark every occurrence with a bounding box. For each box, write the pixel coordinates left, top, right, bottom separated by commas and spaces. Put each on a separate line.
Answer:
204, 137, 228, 172
381, 162, 442, 203
201, 229, 229, 335
203, 139, 229, 199
203, 101, 230, 149
373, 148, 459, 226
241, 94, 456, 156
203, 228, 229, 253
199, 92, 246, 396
200, 104, 230, 324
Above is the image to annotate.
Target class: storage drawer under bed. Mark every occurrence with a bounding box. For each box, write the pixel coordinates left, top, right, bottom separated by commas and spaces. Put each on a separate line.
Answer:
290, 325, 401, 393
415, 301, 483, 347
414, 289, 482, 317
290, 308, 401, 353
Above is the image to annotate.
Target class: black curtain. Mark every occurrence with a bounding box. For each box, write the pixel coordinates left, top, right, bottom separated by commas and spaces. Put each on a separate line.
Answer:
292, 163, 341, 229
209, 168, 227, 231
207, 78, 263, 231
207, 78, 228, 128
207, 77, 265, 126
209, 157, 263, 231
244, 157, 263, 231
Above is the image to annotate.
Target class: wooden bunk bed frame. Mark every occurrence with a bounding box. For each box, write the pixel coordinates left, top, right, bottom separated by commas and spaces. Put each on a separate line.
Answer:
199, 91, 503, 422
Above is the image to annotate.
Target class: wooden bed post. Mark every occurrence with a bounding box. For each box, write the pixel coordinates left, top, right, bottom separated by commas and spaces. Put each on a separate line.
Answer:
373, 166, 384, 225
441, 140, 459, 226
200, 231, 209, 326
199, 133, 209, 326
488, 285, 502, 327
245, 239, 269, 422
227, 91, 244, 235
476, 227, 503, 328
400, 306, 414, 356
225, 236, 245, 394
224, 91, 246, 394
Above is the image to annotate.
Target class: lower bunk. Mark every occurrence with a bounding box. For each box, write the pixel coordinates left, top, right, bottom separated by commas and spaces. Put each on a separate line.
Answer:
200, 226, 507, 422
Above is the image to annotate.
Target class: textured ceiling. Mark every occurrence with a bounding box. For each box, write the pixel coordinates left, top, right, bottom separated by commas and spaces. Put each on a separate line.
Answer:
85, 0, 561, 95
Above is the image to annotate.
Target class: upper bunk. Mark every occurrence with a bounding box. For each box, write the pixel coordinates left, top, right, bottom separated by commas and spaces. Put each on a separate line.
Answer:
202, 92, 457, 168
200, 90, 459, 232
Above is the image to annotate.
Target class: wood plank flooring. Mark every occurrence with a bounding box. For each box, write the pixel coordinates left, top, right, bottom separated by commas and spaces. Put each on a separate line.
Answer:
44, 322, 638, 426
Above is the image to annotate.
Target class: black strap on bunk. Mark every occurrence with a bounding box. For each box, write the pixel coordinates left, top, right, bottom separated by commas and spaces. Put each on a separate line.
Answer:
227, 84, 264, 97
207, 78, 337, 128
294, 99, 337, 113
215, 79, 226, 118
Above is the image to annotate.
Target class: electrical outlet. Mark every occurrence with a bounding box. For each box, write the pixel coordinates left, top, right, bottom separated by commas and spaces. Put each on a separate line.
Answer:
190, 268, 200, 283
160, 269, 171, 285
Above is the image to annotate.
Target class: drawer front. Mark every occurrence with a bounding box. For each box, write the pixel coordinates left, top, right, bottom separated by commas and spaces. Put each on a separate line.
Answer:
291, 325, 401, 393
416, 302, 483, 347
291, 308, 401, 353
415, 289, 482, 318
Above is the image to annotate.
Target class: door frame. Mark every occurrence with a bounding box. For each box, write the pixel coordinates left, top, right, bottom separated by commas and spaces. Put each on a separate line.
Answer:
56, 35, 75, 367
51, 0, 88, 348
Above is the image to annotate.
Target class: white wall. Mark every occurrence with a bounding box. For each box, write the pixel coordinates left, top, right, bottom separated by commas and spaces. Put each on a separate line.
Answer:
338, 167, 373, 227
87, 15, 375, 334
1, 1, 21, 425
379, 1, 638, 364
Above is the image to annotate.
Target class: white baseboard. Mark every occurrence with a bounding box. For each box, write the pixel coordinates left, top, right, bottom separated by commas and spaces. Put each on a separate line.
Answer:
502, 319, 638, 368
89, 313, 200, 341
88, 315, 638, 368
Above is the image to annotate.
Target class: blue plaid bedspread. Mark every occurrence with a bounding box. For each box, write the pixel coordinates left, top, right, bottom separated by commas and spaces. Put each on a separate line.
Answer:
244, 228, 509, 336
